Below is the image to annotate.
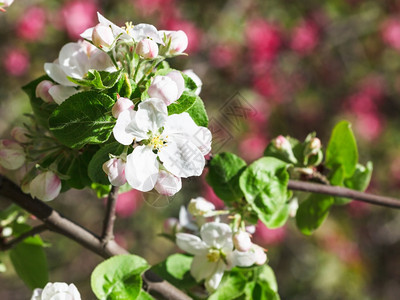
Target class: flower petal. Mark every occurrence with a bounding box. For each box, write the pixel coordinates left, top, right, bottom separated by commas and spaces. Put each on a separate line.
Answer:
205, 260, 226, 292
176, 233, 207, 255
97, 12, 131, 40
190, 254, 216, 282
113, 110, 136, 145
131, 23, 163, 44
231, 249, 256, 267
59, 42, 90, 79
200, 222, 233, 250
136, 98, 168, 132
44, 62, 75, 86
125, 145, 159, 192
48, 85, 78, 105
80, 27, 94, 40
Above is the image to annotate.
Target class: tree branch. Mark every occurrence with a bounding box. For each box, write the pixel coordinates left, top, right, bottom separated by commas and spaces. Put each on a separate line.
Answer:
101, 185, 119, 244
0, 224, 48, 251
0, 175, 191, 300
288, 180, 400, 209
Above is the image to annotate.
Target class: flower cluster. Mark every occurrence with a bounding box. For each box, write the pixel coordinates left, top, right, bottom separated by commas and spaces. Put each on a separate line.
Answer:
31, 282, 81, 300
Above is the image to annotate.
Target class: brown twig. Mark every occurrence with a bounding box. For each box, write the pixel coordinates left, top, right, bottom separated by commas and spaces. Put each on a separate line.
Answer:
0, 224, 48, 251
101, 185, 119, 244
288, 180, 400, 209
0, 175, 191, 300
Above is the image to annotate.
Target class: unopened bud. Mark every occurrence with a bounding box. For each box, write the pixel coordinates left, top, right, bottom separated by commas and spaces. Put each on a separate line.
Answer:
136, 38, 159, 59
309, 137, 321, 154
160, 30, 188, 54
102, 158, 126, 186
148, 71, 184, 105
35, 80, 55, 103
273, 135, 291, 151
92, 24, 114, 49
112, 97, 134, 118
187, 197, 215, 216
0, 139, 25, 170
30, 171, 61, 202
154, 170, 182, 196
11, 127, 30, 143
233, 231, 252, 252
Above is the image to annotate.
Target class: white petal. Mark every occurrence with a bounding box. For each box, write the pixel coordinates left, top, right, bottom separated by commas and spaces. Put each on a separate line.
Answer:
125, 145, 159, 192
190, 254, 216, 282
176, 233, 208, 255
231, 250, 256, 267
44, 62, 75, 86
200, 222, 233, 250
165, 113, 212, 155
158, 139, 205, 178
59, 42, 90, 79
131, 23, 163, 44
80, 27, 94, 40
48, 85, 78, 105
166, 71, 185, 99
98, 12, 131, 40
88, 49, 116, 72
136, 98, 168, 132
113, 110, 136, 145
205, 260, 226, 292
154, 170, 182, 196
178, 206, 198, 231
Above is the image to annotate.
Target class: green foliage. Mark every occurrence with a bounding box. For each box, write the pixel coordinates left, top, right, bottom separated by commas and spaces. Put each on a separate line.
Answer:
91, 255, 150, 300
206, 152, 247, 202
296, 194, 334, 235
344, 162, 373, 192
68, 70, 123, 90
187, 96, 208, 127
9, 236, 48, 290
239, 157, 290, 228
167, 91, 198, 115
181, 72, 198, 93
49, 91, 115, 149
22, 76, 58, 128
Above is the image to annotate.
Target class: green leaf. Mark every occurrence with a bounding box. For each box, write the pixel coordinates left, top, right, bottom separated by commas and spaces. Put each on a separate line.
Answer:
256, 265, 278, 293
151, 254, 196, 290
65, 149, 96, 189
264, 137, 299, 165
344, 162, 373, 192
239, 157, 290, 228
10, 240, 48, 290
68, 70, 122, 90
137, 291, 154, 300
88, 142, 126, 185
250, 283, 280, 300
206, 152, 247, 202
187, 96, 208, 127
22, 75, 58, 128
209, 271, 247, 300
49, 91, 115, 149
181, 72, 198, 93
167, 91, 197, 115
296, 193, 334, 235
91, 254, 150, 300
325, 121, 358, 178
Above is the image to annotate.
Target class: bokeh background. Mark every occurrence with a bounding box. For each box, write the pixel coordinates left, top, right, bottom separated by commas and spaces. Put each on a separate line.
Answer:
1, 0, 400, 299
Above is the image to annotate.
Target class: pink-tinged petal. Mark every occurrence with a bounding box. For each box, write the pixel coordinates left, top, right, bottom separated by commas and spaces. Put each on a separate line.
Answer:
166, 70, 185, 99
102, 158, 126, 186
154, 170, 182, 196
0, 139, 25, 170
113, 110, 136, 145
48, 85, 78, 105
200, 222, 233, 250
176, 233, 208, 256
112, 97, 134, 118
147, 76, 179, 105
125, 145, 159, 192
30, 171, 61, 202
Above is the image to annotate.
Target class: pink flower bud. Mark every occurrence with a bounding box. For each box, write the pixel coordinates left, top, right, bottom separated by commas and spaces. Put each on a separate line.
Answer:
233, 231, 252, 252
253, 245, 267, 265
187, 197, 215, 216
136, 38, 159, 59
148, 71, 184, 105
154, 170, 182, 196
0, 139, 25, 170
11, 127, 30, 143
273, 135, 291, 150
35, 80, 55, 103
102, 158, 126, 186
163, 218, 182, 235
160, 30, 188, 54
30, 171, 61, 202
112, 97, 134, 118
92, 23, 114, 49
310, 137, 321, 152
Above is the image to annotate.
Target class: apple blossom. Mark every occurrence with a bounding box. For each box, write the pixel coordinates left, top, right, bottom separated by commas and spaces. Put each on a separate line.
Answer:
113, 98, 211, 192
187, 197, 215, 216
176, 222, 257, 291
159, 30, 188, 54
183, 69, 202, 95
35, 80, 55, 103
147, 71, 185, 105
102, 157, 126, 186
154, 169, 182, 196
112, 96, 134, 118
30, 171, 61, 202
136, 38, 159, 59
233, 231, 252, 252
11, 127, 30, 143
252, 244, 267, 265
92, 23, 115, 49
31, 282, 81, 300
0, 140, 25, 170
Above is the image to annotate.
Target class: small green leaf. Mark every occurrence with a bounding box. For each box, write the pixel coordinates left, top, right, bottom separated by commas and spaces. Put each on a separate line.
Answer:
137, 291, 154, 300
187, 96, 208, 127
167, 91, 197, 115
239, 157, 290, 228
325, 121, 358, 178
68, 70, 122, 90
209, 271, 247, 300
181, 72, 198, 93
206, 152, 247, 202
65, 149, 96, 189
91, 255, 150, 300
344, 162, 373, 192
88, 142, 126, 185
255, 265, 278, 293
296, 194, 334, 235
10, 240, 48, 290
49, 91, 115, 149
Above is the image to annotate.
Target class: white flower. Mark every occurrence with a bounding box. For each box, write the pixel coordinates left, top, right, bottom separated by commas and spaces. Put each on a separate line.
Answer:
159, 30, 188, 54
112, 97, 134, 118
102, 157, 126, 186
136, 38, 159, 59
92, 23, 115, 50
31, 282, 81, 300
30, 171, 61, 202
187, 197, 215, 216
154, 169, 182, 196
113, 98, 211, 192
0, 139, 25, 170
233, 231, 252, 252
176, 222, 256, 292
183, 69, 202, 96
147, 71, 185, 105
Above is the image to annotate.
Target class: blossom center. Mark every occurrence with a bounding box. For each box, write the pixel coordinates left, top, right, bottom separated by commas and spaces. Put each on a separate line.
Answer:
123, 22, 134, 35
148, 133, 166, 151
207, 249, 221, 262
